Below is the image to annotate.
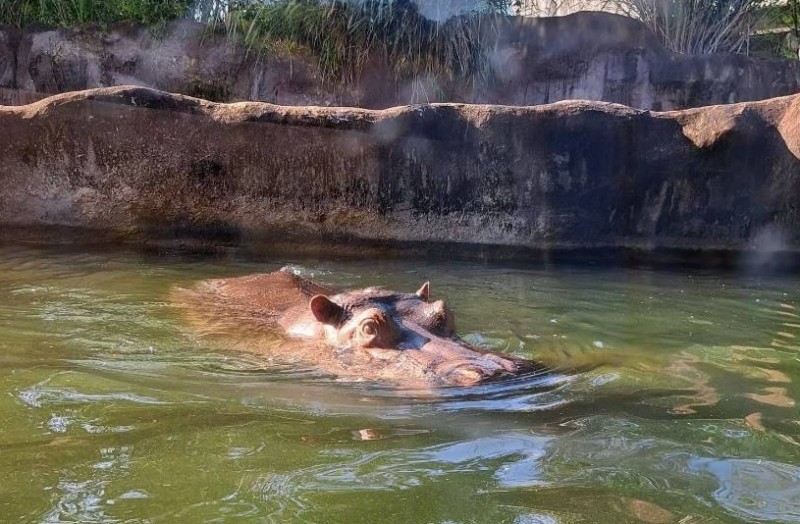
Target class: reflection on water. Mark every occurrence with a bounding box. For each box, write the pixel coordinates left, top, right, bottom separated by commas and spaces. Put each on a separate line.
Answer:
689, 457, 800, 523
1, 244, 800, 523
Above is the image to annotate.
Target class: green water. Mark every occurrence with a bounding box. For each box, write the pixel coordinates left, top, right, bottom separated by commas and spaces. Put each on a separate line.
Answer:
1, 243, 799, 523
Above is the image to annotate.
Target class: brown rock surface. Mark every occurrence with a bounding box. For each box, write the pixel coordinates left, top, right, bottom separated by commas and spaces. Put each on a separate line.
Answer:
0, 86, 798, 252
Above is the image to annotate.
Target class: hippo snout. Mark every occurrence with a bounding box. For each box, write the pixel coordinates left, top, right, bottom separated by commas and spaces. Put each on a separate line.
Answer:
439, 355, 519, 386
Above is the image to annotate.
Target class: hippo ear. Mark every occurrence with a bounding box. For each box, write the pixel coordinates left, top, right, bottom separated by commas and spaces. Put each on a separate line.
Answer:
415, 282, 430, 302
310, 295, 344, 325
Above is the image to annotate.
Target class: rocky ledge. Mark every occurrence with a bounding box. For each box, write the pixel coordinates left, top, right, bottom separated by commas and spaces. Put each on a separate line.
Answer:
0, 86, 798, 254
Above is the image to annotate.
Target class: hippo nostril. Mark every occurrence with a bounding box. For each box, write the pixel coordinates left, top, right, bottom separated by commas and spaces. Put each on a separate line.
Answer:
444, 358, 512, 386
483, 353, 518, 373
446, 367, 485, 386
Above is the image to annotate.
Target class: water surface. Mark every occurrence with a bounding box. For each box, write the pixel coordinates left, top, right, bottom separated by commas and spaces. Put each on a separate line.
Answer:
1, 243, 799, 523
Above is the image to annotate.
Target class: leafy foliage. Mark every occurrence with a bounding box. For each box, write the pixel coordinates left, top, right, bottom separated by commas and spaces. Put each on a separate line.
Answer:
762, 0, 799, 58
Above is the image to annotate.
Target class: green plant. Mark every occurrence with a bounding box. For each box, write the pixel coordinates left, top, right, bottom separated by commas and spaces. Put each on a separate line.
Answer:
224, 0, 510, 84
764, 0, 799, 58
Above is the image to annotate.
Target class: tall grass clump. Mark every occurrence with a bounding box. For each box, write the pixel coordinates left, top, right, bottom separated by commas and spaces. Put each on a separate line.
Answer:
610, 0, 768, 54
0, 0, 195, 28
225, 0, 510, 84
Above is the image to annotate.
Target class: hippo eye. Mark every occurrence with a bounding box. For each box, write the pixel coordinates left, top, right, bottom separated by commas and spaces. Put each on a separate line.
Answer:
355, 312, 397, 349
361, 320, 378, 337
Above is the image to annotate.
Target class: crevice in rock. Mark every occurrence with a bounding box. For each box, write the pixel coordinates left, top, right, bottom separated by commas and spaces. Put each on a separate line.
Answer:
9, 28, 20, 89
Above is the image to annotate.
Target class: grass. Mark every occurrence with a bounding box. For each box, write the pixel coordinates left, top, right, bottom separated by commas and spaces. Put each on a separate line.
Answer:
610, 0, 770, 54
0, 0, 510, 85
0, 0, 195, 28
0, 0, 509, 81
225, 0, 510, 84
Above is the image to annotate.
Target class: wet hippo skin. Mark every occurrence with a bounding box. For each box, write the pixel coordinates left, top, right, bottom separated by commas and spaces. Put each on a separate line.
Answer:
173, 268, 544, 387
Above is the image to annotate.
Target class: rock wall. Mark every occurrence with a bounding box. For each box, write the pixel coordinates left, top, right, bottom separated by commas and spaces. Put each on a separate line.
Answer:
0, 20, 357, 108
2, 13, 800, 110
1, 86, 798, 252
0, 87, 46, 105
0, 29, 14, 87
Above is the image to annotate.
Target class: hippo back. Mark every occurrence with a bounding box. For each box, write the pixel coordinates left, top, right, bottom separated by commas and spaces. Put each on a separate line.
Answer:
172, 270, 334, 335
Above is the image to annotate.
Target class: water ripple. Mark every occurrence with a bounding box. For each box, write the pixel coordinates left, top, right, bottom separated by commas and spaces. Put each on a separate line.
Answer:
18, 386, 168, 408
689, 457, 800, 523
252, 433, 551, 519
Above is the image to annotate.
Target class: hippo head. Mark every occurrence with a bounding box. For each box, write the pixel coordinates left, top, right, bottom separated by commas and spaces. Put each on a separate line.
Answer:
300, 282, 522, 386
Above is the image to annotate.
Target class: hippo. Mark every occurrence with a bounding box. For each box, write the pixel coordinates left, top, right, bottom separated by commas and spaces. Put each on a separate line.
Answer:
172, 268, 543, 387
